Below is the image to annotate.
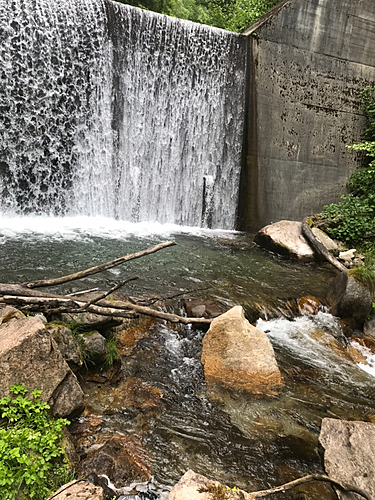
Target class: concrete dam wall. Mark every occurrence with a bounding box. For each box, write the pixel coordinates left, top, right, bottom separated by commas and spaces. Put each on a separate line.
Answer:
239, 0, 375, 231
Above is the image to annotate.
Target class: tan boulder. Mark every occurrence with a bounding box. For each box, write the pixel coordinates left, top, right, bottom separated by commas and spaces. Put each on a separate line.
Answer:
254, 220, 315, 262
201, 306, 283, 394
48, 480, 103, 499
0, 314, 84, 417
166, 470, 219, 500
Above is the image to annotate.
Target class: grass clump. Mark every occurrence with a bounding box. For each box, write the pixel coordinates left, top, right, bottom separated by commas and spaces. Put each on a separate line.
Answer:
0, 383, 70, 500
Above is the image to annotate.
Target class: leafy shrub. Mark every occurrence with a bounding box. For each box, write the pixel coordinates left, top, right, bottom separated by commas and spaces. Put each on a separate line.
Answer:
0, 384, 70, 500
321, 87, 375, 250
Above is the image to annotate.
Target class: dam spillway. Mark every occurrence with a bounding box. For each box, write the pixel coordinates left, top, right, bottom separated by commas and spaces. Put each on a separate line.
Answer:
0, 0, 248, 229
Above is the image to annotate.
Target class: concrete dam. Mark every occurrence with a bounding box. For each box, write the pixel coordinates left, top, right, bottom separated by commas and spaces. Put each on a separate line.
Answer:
1, 0, 375, 230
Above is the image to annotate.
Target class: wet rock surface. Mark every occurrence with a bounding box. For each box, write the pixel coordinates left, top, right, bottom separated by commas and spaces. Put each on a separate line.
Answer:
201, 306, 284, 394
326, 272, 372, 327
319, 418, 375, 500
183, 298, 223, 319
77, 432, 152, 489
0, 313, 83, 417
48, 480, 104, 500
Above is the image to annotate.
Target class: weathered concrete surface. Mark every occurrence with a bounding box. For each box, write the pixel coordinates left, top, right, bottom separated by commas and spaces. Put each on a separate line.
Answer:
319, 418, 375, 500
239, 0, 375, 231
201, 306, 284, 394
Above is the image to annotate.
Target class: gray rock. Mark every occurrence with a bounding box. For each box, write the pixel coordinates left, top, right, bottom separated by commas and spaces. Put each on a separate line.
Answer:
80, 331, 107, 363
364, 318, 375, 338
46, 324, 80, 369
254, 220, 315, 262
183, 298, 223, 319
326, 272, 372, 328
319, 418, 375, 500
311, 227, 338, 252
0, 315, 84, 417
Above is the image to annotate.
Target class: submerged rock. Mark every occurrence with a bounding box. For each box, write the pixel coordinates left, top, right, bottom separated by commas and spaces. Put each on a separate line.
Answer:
319, 418, 375, 500
201, 306, 284, 394
297, 295, 321, 315
78, 432, 151, 489
326, 271, 372, 328
183, 298, 223, 319
0, 313, 83, 417
254, 220, 315, 262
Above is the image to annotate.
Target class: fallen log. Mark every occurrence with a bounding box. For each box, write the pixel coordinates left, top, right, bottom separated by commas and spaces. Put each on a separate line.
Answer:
0, 294, 212, 325
202, 474, 371, 500
302, 218, 347, 273
22, 240, 177, 289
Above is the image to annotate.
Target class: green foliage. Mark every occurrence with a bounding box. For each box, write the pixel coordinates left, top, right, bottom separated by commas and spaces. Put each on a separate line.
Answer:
348, 247, 375, 293
321, 87, 375, 250
0, 384, 70, 500
105, 337, 120, 368
116, 0, 280, 32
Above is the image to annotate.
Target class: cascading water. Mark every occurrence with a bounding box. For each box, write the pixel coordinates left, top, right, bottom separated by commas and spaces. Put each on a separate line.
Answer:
0, 0, 247, 228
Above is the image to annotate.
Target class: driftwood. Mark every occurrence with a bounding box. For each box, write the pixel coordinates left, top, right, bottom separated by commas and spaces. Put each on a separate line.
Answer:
203, 474, 371, 500
0, 241, 215, 325
302, 218, 347, 273
22, 240, 177, 288
245, 473, 371, 499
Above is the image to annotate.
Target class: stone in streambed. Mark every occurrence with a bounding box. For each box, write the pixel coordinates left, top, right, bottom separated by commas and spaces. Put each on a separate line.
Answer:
254, 220, 315, 262
201, 306, 283, 394
48, 480, 103, 500
326, 271, 372, 328
0, 313, 83, 417
319, 418, 375, 500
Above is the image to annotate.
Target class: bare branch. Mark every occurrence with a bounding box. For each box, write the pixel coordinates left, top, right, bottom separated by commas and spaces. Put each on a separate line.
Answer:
22, 240, 177, 289
246, 473, 371, 499
1, 295, 212, 325
302, 219, 347, 273
77, 276, 139, 311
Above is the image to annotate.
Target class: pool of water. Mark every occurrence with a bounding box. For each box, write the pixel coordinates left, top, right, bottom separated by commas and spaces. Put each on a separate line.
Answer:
1, 215, 374, 499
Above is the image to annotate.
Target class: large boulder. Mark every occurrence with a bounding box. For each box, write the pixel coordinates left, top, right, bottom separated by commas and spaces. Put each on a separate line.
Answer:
326, 272, 372, 328
254, 220, 315, 262
319, 418, 375, 500
201, 306, 283, 394
0, 311, 84, 417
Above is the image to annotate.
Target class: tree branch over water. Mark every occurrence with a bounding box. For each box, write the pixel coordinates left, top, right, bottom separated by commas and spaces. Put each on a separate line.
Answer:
22, 240, 177, 289
0, 240, 212, 325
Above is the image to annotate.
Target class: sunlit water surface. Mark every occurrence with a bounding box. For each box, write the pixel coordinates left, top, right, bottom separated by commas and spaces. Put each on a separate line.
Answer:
1, 216, 374, 499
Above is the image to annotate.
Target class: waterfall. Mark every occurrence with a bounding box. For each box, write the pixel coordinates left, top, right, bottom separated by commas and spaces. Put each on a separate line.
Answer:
0, 0, 247, 229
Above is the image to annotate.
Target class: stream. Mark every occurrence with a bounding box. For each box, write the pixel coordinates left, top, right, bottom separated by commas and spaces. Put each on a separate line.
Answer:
1, 215, 375, 499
